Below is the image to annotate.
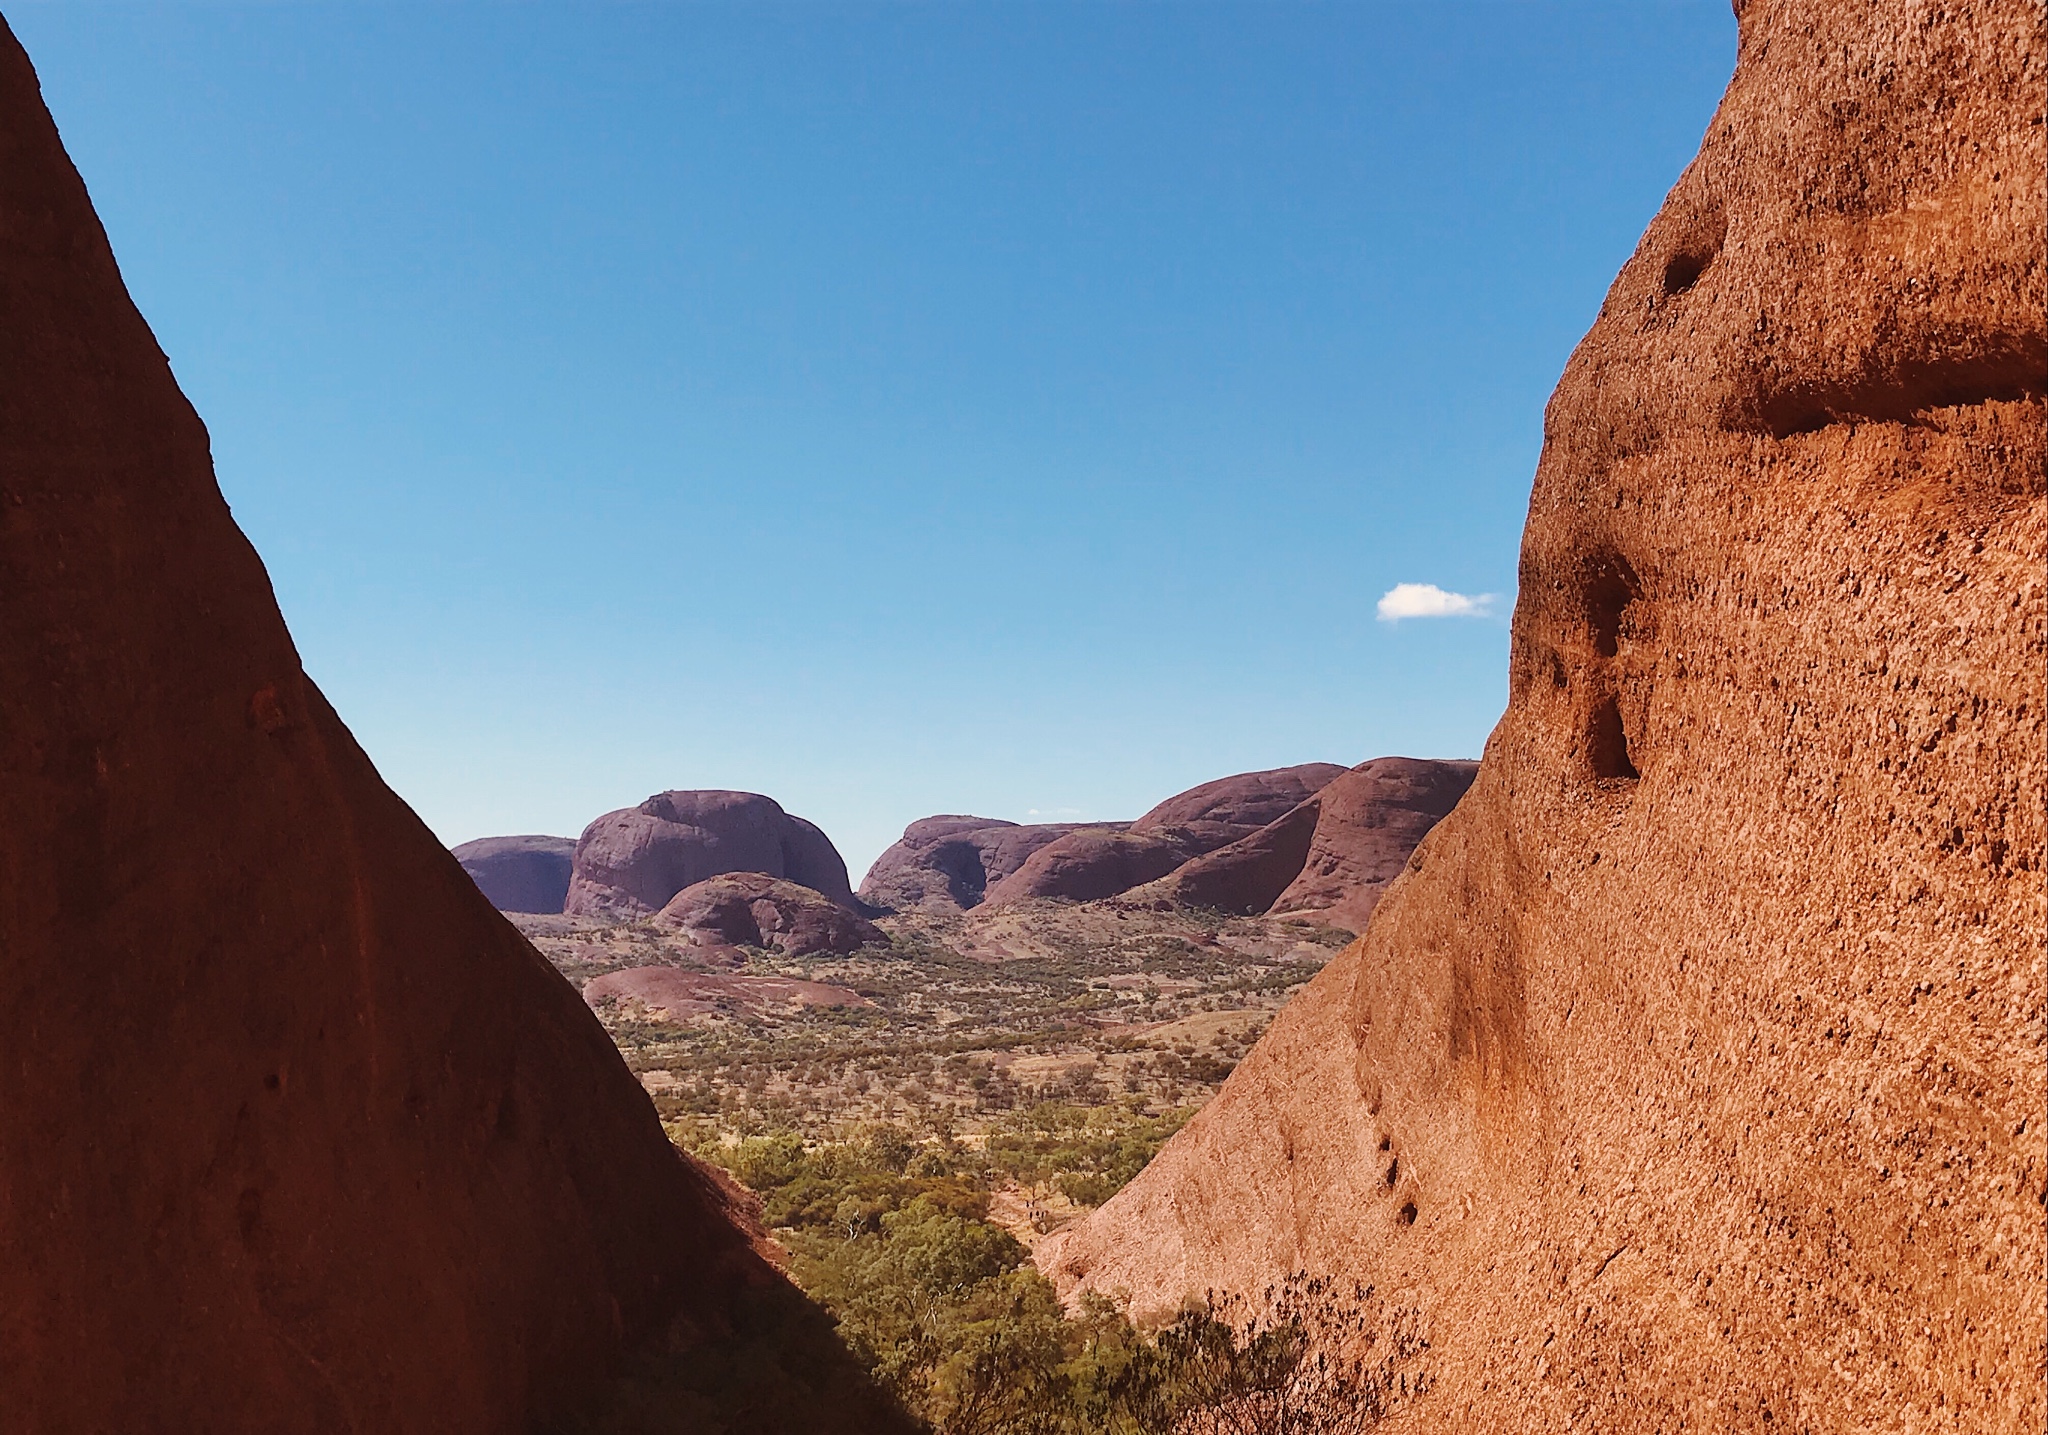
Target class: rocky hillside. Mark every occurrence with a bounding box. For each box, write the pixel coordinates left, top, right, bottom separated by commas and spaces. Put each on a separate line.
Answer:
858, 760, 1473, 924
858, 816, 1118, 914
0, 23, 896, 1432
1042, 5, 2046, 1433
565, 788, 859, 918
452, 833, 575, 913
981, 763, 1345, 907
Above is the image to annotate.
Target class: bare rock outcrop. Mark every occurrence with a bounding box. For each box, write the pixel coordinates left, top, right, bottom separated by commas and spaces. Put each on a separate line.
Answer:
982, 763, 1342, 907
1044, 6, 2045, 1432
452, 833, 576, 913
565, 789, 857, 918
1126, 762, 1345, 848
585, 967, 872, 1022
1268, 757, 1479, 931
654, 872, 887, 957
0, 25, 896, 1432
1127, 799, 1325, 916
857, 816, 1115, 913
1130, 758, 1478, 921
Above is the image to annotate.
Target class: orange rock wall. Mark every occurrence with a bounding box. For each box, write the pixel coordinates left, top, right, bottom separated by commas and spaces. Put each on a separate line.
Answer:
1043, 3, 2046, 1430
0, 22, 835, 1432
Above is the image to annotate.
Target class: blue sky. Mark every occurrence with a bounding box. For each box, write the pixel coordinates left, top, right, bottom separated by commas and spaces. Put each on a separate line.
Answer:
14, 3, 1735, 877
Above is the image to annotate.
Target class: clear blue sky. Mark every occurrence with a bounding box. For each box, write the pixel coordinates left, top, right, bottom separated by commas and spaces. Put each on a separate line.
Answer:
14, 3, 1735, 878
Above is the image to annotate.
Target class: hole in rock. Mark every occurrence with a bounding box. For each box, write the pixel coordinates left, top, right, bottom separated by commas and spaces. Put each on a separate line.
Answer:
1385, 1160, 1399, 1188
1582, 554, 1641, 659
1661, 249, 1712, 296
1378, 1136, 1392, 1152
1747, 340, 2048, 438
1398, 1202, 1418, 1226
1589, 697, 1639, 782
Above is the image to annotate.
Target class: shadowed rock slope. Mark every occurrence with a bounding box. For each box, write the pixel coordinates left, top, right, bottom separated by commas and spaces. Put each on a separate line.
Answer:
0, 25, 897, 1434
982, 763, 1344, 907
1043, 5, 2046, 1431
857, 816, 1116, 914
1133, 758, 1478, 922
455, 833, 577, 913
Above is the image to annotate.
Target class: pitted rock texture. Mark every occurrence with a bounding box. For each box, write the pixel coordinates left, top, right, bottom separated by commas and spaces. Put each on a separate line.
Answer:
453, 834, 576, 913
655, 872, 887, 957
1268, 757, 1480, 932
565, 789, 856, 919
1043, 7, 2046, 1433
857, 816, 1117, 913
0, 27, 895, 1433
983, 764, 1343, 907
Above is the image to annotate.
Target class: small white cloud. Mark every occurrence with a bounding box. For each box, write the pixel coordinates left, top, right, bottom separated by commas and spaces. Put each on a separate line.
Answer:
1376, 582, 1496, 622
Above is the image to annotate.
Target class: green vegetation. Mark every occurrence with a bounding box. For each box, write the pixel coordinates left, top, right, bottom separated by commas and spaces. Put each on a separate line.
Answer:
522, 900, 1408, 1431
680, 1119, 1421, 1434
522, 899, 1344, 1149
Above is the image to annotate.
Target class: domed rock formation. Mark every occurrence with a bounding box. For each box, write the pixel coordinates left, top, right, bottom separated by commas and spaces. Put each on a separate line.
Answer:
981, 763, 1343, 908
1044, 6, 2045, 1432
857, 815, 1117, 913
1128, 758, 1479, 921
1267, 757, 1479, 931
565, 789, 857, 919
0, 25, 897, 1432
982, 827, 1208, 906
1127, 762, 1345, 848
453, 833, 576, 913
655, 872, 887, 957
1125, 799, 1325, 916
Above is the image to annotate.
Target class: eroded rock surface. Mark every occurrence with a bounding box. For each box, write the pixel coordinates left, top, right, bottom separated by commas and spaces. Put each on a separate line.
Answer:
1128, 759, 1478, 921
655, 872, 887, 957
857, 816, 1115, 913
453, 833, 576, 913
566, 789, 857, 918
1044, 6, 2046, 1432
0, 27, 894, 1432
983, 764, 1343, 907
1268, 757, 1479, 931
1127, 762, 1345, 848
1127, 799, 1325, 917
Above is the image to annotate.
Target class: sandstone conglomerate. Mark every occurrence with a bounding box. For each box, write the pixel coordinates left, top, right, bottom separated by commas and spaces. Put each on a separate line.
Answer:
1044, 6, 2047, 1432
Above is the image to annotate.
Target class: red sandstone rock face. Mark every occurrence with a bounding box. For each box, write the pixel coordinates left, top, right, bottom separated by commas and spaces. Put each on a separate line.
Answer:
982, 764, 1344, 908
1127, 762, 1346, 849
1044, 6, 2046, 1431
585, 967, 873, 1022
857, 816, 1114, 913
565, 789, 856, 918
654, 872, 887, 957
982, 827, 1208, 906
0, 29, 891, 1432
1128, 798, 1325, 916
1129, 759, 1477, 921
1268, 758, 1478, 932
452, 834, 576, 913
